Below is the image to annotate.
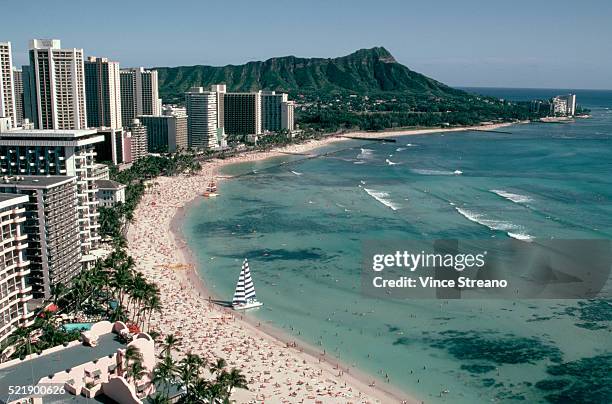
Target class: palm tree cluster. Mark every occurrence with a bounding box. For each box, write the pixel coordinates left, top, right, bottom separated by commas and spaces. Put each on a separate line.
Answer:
72, 248, 162, 331
3, 154, 199, 361
2, 247, 161, 360
4, 316, 81, 358
151, 334, 248, 403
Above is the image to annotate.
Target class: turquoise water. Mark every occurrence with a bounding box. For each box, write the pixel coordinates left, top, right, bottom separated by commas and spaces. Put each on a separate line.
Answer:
183, 90, 612, 403
62, 322, 94, 332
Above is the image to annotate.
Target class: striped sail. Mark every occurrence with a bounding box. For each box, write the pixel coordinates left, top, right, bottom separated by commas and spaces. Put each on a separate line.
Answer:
233, 259, 257, 305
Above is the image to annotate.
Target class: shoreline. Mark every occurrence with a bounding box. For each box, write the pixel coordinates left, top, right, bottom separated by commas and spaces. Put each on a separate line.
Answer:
169, 204, 412, 403
128, 121, 520, 403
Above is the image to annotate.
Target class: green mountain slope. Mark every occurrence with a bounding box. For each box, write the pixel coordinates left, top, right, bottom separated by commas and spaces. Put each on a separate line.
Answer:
154, 47, 468, 101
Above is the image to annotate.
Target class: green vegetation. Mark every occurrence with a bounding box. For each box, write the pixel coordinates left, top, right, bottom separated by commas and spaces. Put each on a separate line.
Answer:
155, 47, 462, 100
297, 92, 539, 132
2, 247, 162, 359
151, 334, 248, 403
155, 47, 548, 132
100, 153, 201, 242
3, 152, 249, 401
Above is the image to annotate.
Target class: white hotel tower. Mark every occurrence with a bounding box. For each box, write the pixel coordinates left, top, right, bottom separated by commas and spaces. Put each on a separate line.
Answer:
24, 39, 87, 130
0, 42, 17, 128
185, 87, 218, 149
0, 193, 33, 347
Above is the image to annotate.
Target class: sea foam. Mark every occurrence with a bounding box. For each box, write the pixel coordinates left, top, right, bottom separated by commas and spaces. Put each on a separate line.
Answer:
358, 148, 374, 159
412, 168, 456, 176
455, 207, 532, 240
490, 189, 532, 204
364, 188, 399, 210
386, 159, 399, 166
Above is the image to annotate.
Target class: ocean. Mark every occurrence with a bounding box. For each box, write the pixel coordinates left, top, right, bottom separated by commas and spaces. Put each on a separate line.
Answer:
182, 89, 612, 403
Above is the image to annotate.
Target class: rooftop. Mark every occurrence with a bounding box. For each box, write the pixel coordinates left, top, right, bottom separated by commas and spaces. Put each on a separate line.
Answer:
94, 179, 125, 190
0, 129, 105, 147
0, 333, 124, 403
0, 175, 76, 189
0, 129, 99, 138
0, 193, 29, 209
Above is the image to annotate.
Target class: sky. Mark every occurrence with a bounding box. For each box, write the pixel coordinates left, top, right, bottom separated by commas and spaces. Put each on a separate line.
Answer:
4, 0, 612, 89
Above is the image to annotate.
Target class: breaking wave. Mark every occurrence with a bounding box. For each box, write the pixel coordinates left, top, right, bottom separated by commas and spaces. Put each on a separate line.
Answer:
490, 189, 532, 204
386, 159, 399, 166
363, 188, 400, 211
357, 148, 374, 159
411, 168, 456, 176
455, 207, 532, 241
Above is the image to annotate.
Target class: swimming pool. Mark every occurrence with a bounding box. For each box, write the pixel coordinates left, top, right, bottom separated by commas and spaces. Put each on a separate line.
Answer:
62, 322, 94, 332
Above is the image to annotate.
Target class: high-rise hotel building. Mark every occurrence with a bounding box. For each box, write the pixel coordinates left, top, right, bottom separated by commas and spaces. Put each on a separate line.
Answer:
0, 193, 33, 347
281, 100, 295, 132
210, 84, 226, 130
139, 106, 188, 153
84, 57, 122, 129
0, 176, 82, 299
124, 119, 148, 162
12, 68, 24, 127
185, 87, 218, 149
223, 91, 262, 137
23, 39, 87, 130
0, 42, 17, 128
0, 129, 105, 268
120, 67, 161, 125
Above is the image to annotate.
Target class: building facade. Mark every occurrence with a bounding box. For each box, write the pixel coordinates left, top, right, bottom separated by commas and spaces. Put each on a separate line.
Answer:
139, 107, 187, 153
223, 92, 262, 137
0, 42, 17, 128
119, 68, 161, 125
95, 128, 125, 165
95, 179, 126, 207
0, 193, 32, 346
124, 119, 148, 162
92, 163, 110, 181
552, 94, 577, 116
11, 68, 23, 127
24, 39, 87, 130
281, 100, 295, 132
0, 129, 105, 268
84, 57, 122, 129
0, 177, 82, 299
185, 87, 218, 149
210, 84, 226, 130
261, 91, 286, 132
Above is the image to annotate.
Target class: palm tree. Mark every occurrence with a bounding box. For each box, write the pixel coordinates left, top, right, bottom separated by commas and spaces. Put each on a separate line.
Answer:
125, 345, 143, 362
123, 345, 147, 386
127, 359, 147, 384
153, 355, 178, 399
209, 358, 226, 376
8, 325, 36, 358
221, 368, 248, 399
161, 334, 181, 359
50, 282, 68, 307
178, 353, 204, 401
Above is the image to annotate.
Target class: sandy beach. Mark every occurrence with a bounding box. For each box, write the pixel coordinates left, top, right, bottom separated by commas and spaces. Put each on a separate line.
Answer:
126, 122, 516, 403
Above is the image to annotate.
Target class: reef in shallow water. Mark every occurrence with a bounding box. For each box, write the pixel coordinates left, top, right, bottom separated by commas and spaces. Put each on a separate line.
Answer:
428, 330, 563, 365
561, 299, 612, 330
535, 354, 612, 404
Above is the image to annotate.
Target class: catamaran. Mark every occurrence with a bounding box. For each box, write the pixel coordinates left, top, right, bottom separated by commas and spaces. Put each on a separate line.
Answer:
232, 259, 263, 310
203, 181, 218, 197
